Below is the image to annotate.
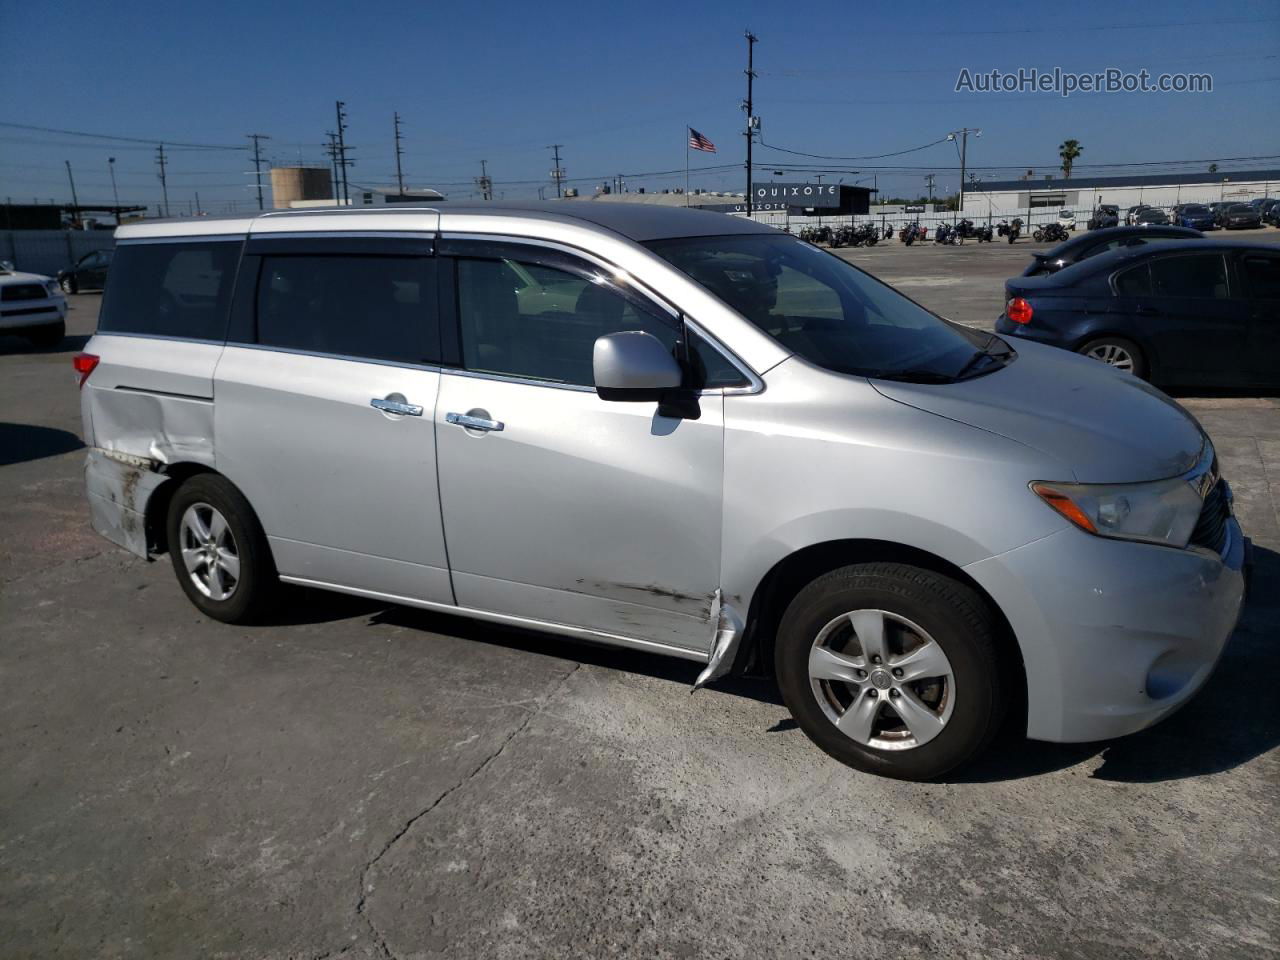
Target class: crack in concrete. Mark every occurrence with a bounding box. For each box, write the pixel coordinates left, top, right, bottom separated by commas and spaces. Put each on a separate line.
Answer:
353, 661, 582, 959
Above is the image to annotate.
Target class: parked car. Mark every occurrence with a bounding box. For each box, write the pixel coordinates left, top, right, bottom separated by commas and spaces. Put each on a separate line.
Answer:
1087, 205, 1119, 229
1124, 205, 1148, 225
56, 247, 113, 293
76, 204, 1247, 781
1177, 204, 1217, 230
1134, 208, 1170, 225
1219, 203, 1262, 230
1208, 201, 1234, 222
0, 262, 66, 346
1020, 225, 1202, 276
1057, 209, 1076, 231
999, 239, 1279, 388
1267, 200, 1280, 226
1257, 198, 1280, 222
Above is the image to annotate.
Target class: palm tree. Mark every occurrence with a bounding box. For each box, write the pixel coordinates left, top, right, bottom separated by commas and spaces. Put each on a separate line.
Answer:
1208, 163, 1218, 174
1058, 139, 1083, 179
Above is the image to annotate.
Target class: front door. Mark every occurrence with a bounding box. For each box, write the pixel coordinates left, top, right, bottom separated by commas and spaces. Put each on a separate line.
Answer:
213, 233, 453, 603
1236, 250, 1280, 387
433, 241, 725, 655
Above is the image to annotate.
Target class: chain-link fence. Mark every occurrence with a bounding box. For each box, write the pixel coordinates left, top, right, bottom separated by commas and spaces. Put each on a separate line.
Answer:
0, 231, 116, 277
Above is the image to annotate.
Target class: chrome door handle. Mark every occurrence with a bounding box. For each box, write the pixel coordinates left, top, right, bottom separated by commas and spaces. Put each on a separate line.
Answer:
446, 412, 504, 432
370, 397, 424, 416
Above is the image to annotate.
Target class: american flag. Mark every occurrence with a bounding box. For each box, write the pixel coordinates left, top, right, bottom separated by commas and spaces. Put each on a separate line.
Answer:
688, 128, 716, 153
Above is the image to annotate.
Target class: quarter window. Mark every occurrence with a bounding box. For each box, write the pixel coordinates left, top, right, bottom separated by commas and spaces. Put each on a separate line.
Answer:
98, 240, 239, 340
255, 255, 438, 364
1149, 254, 1229, 299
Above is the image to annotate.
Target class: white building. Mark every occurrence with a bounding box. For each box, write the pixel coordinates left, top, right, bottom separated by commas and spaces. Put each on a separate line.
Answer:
960, 168, 1280, 220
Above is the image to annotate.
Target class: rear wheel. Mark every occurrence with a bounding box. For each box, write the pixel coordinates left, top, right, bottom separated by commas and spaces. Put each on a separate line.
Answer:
775, 563, 1007, 781
166, 474, 276, 623
1078, 336, 1146, 378
59, 276, 77, 295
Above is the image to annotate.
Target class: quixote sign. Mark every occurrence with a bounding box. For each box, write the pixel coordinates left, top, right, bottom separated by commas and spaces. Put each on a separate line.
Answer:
752, 182, 841, 208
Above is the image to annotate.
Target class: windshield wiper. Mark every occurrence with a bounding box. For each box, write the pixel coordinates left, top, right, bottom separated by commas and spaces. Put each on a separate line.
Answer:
868, 368, 958, 384
954, 337, 1014, 380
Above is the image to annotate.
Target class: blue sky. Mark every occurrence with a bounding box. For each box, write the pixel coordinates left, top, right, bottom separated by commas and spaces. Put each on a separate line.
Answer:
2, 0, 1277, 213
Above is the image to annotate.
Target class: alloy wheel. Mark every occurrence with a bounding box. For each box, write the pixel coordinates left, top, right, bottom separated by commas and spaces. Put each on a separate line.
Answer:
1085, 342, 1134, 371
808, 609, 956, 751
178, 502, 240, 601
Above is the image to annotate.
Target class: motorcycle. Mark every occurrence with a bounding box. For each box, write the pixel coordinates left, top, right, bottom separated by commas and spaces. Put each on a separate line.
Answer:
1007, 218, 1022, 244
858, 223, 879, 246
1033, 222, 1068, 243
975, 223, 994, 242
883, 224, 895, 240
954, 218, 976, 243
901, 221, 922, 245
996, 219, 1010, 237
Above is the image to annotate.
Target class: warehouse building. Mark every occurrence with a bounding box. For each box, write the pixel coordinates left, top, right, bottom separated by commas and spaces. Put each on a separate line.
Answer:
960, 168, 1280, 219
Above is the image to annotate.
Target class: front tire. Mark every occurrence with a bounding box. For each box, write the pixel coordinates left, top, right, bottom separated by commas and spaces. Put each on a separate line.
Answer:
775, 563, 1006, 781
59, 276, 77, 295
166, 474, 276, 623
27, 321, 64, 348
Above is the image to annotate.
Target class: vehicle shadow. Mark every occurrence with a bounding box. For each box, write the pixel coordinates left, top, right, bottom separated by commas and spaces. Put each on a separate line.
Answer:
0, 422, 85, 467
0, 333, 91, 355
952, 544, 1280, 784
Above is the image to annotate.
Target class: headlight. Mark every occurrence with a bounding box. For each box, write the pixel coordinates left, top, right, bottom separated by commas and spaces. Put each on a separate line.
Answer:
44, 280, 61, 297
1031, 476, 1203, 548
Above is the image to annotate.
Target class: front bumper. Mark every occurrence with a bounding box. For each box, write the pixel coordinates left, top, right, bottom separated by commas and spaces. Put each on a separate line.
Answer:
0, 298, 66, 330
965, 517, 1246, 743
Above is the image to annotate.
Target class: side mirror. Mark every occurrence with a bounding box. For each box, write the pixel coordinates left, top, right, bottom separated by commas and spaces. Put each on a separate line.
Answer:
593, 331, 683, 402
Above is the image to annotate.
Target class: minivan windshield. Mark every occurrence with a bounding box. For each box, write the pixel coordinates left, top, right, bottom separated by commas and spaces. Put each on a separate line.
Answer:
646, 233, 1007, 382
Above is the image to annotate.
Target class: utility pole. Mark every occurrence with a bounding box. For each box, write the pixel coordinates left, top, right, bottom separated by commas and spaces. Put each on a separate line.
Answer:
475, 160, 492, 201
107, 157, 121, 224
393, 112, 406, 195
64, 160, 80, 225
155, 143, 170, 218
743, 30, 758, 216
924, 174, 935, 205
949, 128, 980, 215
548, 144, 565, 198
247, 133, 270, 210
325, 132, 340, 202
334, 101, 351, 204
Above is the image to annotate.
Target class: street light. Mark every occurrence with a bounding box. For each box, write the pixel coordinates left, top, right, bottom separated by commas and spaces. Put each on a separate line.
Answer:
107, 157, 120, 223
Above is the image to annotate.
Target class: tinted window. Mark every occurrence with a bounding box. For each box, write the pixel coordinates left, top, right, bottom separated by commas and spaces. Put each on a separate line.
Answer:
1241, 256, 1280, 299
647, 233, 985, 380
456, 256, 679, 387
256, 255, 437, 364
98, 240, 239, 340
1150, 254, 1229, 299
1114, 264, 1151, 296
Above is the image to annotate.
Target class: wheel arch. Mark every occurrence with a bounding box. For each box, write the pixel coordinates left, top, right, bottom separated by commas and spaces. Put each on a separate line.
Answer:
732, 538, 1026, 719
1072, 328, 1156, 376
143, 462, 254, 557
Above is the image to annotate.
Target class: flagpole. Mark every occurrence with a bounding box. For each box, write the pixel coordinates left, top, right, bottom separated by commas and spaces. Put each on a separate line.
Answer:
685, 125, 690, 207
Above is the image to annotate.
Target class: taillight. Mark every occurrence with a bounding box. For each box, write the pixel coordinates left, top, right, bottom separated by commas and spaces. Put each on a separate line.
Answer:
1006, 297, 1033, 325
72, 352, 99, 389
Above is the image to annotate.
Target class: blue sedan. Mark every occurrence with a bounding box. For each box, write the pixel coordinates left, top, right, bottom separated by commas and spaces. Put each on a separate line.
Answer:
997, 240, 1280, 388
1177, 204, 1217, 230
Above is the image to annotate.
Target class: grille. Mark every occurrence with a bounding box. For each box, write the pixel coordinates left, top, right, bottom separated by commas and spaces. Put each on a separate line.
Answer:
0, 305, 58, 318
1190, 478, 1230, 553
1, 283, 47, 302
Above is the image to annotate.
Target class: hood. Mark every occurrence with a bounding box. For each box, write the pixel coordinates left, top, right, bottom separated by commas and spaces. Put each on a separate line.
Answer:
870, 340, 1204, 483
0, 270, 54, 285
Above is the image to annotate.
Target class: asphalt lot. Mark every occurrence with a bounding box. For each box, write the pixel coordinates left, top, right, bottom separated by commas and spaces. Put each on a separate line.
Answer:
2, 239, 1278, 959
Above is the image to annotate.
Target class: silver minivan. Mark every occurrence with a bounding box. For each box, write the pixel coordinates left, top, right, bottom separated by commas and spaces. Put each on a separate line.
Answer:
77, 203, 1248, 780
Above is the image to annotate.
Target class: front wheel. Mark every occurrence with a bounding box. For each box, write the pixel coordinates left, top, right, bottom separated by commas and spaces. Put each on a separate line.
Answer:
1033, 229, 1044, 242
1078, 335, 1147, 378
166, 474, 276, 623
775, 563, 1007, 781
59, 276, 77, 295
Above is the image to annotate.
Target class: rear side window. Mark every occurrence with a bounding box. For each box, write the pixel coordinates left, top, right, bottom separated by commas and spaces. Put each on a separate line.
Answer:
1150, 254, 1228, 299
255, 255, 438, 364
1241, 255, 1280, 299
98, 240, 239, 340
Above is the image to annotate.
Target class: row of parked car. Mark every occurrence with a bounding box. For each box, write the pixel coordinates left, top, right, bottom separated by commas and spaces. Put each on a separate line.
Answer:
1000, 225, 1278, 388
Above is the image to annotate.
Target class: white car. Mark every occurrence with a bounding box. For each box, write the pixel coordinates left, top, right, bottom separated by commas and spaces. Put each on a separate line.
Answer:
1057, 210, 1076, 231
0, 263, 67, 347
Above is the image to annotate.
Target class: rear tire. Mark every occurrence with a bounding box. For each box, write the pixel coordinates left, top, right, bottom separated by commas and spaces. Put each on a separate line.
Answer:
1077, 335, 1147, 379
775, 563, 1007, 781
27, 321, 64, 348
59, 276, 77, 295
166, 474, 276, 623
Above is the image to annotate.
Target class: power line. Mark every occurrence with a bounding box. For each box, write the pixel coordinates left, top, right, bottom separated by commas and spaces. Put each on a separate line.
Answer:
757, 135, 953, 161
0, 120, 245, 150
